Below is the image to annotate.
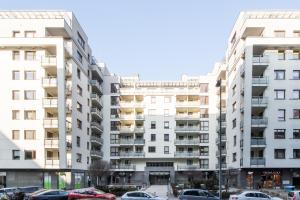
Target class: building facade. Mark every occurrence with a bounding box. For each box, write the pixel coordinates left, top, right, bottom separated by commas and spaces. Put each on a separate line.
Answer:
0, 11, 104, 188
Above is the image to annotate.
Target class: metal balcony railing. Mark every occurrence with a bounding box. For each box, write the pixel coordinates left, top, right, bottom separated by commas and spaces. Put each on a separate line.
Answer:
90, 135, 103, 144
251, 138, 266, 145
174, 152, 200, 157
43, 98, 58, 107
252, 55, 269, 64
252, 96, 268, 106
175, 140, 199, 145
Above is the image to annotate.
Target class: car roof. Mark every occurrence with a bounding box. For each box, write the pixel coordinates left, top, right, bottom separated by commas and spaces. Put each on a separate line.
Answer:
183, 189, 207, 192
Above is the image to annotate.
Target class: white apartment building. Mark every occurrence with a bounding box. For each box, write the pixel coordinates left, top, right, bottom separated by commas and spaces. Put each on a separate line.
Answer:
225, 11, 300, 189
0, 11, 104, 188
102, 72, 222, 185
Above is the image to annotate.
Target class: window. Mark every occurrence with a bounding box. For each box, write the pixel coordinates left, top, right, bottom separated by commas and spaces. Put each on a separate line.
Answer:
274, 129, 285, 139
200, 159, 209, 169
12, 150, 20, 160
24, 110, 36, 120
110, 147, 119, 156
200, 96, 209, 105
12, 70, 20, 80
87, 128, 90, 135
278, 109, 285, 121
293, 129, 300, 139
77, 85, 82, 96
25, 51, 35, 60
24, 130, 36, 140
12, 51, 20, 60
76, 51, 83, 63
12, 90, 20, 100
77, 102, 82, 112
24, 71, 35, 80
200, 146, 209, 156
77, 68, 81, 79
12, 31, 21, 37
164, 134, 169, 141
148, 146, 156, 153
12, 130, 20, 140
232, 85, 236, 96
294, 149, 300, 159
164, 121, 169, 129
232, 102, 237, 112
292, 90, 300, 100
164, 109, 169, 116
292, 50, 300, 60
275, 90, 285, 100
87, 142, 90, 150
77, 32, 85, 49
151, 96, 156, 104
25, 150, 36, 160
164, 146, 169, 154
233, 153, 237, 162
25, 31, 35, 38
12, 110, 20, 120
76, 153, 82, 163
232, 119, 237, 128
278, 50, 285, 60
200, 121, 209, 131
24, 90, 36, 100
200, 134, 209, 143
87, 113, 90, 122
274, 30, 285, 37
293, 109, 300, 119
151, 134, 156, 141
274, 70, 285, 80
151, 121, 156, 129
164, 96, 171, 103
292, 70, 300, 80
234, 135, 237, 146
76, 136, 80, 147
275, 149, 285, 159
77, 119, 82, 129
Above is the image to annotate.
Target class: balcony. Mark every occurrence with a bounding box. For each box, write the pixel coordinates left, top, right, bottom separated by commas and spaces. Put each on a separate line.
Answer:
44, 139, 59, 148
90, 80, 103, 94
119, 114, 135, 120
120, 127, 134, 133
65, 84, 72, 95
175, 114, 201, 120
251, 117, 268, 127
91, 108, 103, 120
215, 163, 227, 169
176, 101, 200, 107
251, 138, 266, 146
111, 164, 136, 171
90, 135, 103, 145
135, 114, 145, 120
175, 140, 199, 145
66, 104, 72, 114
134, 139, 145, 145
44, 118, 58, 129
45, 159, 59, 168
42, 77, 57, 87
91, 122, 103, 133
43, 98, 58, 108
135, 127, 145, 133
250, 158, 266, 166
90, 150, 103, 158
119, 139, 134, 145
119, 101, 135, 107
215, 135, 227, 144
175, 152, 200, 158
216, 150, 227, 157
119, 152, 145, 158
135, 102, 145, 108
252, 55, 269, 66
175, 126, 201, 133
177, 165, 201, 171
41, 56, 56, 67
91, 93, 103, 107
252, 76, 268, 86
252, 97, 268, 107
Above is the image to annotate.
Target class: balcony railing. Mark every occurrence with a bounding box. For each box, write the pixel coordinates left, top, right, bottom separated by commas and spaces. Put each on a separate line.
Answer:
91, 122, 103, 132
43, 98, 58, 108
252, 97, 268, 106
135, 115, 145, 120
175, 152, 200, 157
120, 127, 134, 133
119, 152, 145, 158
42, 77, 57, 87
215, 163, 227, 169
177, 165, 201, 170
111, 164, 136, 170
90, 80, 103, 93
251, 117, 268, 126
135, 127, 145, 133
91, 108, 103, 119
45, 159, 59, 168
250, 158, 266, 166
91, 93, 103, 107
175, 126, 201, 132
251, 138, 266, 146
252, 55, 269, 64
119, 115, 135, 120
175, 114, 201, 120
119, 139, 134, 145
134, 139, 145, 145
216, 150, 227, 156
41, 56, 56, 66
176, 101, 200, 107
44, 118, 58, 128
44, 139, 59, 148
252, 76, 268, 85
90, 135, 103, 144
90, 150, 103, 157
175, 140, 199, 145
215, 135, 227, 143
119, 102, 135, 107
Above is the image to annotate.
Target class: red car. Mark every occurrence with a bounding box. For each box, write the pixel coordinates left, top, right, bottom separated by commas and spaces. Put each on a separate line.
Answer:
68, 187, 116, 200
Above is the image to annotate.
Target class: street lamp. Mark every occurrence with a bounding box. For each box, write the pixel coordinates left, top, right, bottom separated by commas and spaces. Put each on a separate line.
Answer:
216, 79, 222, 200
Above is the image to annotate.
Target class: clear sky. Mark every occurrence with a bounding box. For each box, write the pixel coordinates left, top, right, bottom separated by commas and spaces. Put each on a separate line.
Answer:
2, 0, 300, 80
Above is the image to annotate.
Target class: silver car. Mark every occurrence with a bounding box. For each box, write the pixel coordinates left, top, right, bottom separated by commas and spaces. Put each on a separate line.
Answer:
121, 191, 166, 200
178, 189, 219, 200
229, 191, 283, 200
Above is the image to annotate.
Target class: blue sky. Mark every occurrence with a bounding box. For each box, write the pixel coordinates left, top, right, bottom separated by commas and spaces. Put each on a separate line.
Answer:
2, 0, 300, 80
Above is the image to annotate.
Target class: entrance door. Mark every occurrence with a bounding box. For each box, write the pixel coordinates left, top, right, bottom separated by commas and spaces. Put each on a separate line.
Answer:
149, 172, 170, 185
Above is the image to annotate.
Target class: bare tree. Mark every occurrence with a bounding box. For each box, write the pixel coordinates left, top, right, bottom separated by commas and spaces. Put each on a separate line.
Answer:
88, 160, 110, 186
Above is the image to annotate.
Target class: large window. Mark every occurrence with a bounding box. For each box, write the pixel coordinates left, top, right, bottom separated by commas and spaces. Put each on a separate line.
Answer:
200, 146, 209, 156
25, 150, 36, 160
274, 70, 285, 80
25, 51, 35, 60
293, 109, 300, 119
12, 130, 20, 140
200, 96, 209, 105
76, 51, 83, 63
278, 109, 286, 121
24, 90, 36, 100
200, 159, 209, 169
200, 121, 209, 131
200, 133, 209, 143
274, 129, 285, 139
24, 71, 36, 80
12, 150, 20, 160
148, 146, 156, 153
275, 149, 285, 159
293, 70, 300, 80
293, 90, 300, 100
275, 90, 285, 100
77, 32, 85, 50
24, 110, 36, 120
12, 51, 20, 60
24, 130, 36, 140
293, 149, 300, 159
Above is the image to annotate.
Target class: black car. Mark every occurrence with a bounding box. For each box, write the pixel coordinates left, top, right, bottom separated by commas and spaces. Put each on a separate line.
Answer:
29, 189, 68, 200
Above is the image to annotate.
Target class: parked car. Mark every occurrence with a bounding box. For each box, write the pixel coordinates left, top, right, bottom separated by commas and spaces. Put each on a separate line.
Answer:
0, 193, 9, 200
178, 189, 219, 200
229, 191, 283, 200
29, 189, 68, 200
0, 187, 17, 199
121, 191, 166, 200
288, 191, 300, 200
68, 187, 116, 200
12, 186, 42, 200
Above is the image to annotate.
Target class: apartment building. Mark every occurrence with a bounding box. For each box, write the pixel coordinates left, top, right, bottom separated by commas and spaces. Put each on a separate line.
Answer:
225, 11, 300, 188
0, 11, 104, 188
101, 72, 222, 185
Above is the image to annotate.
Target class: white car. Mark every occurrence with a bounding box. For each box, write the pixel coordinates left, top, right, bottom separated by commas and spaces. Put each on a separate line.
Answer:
121, 191, 167, 200
229, 191, 283, 200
